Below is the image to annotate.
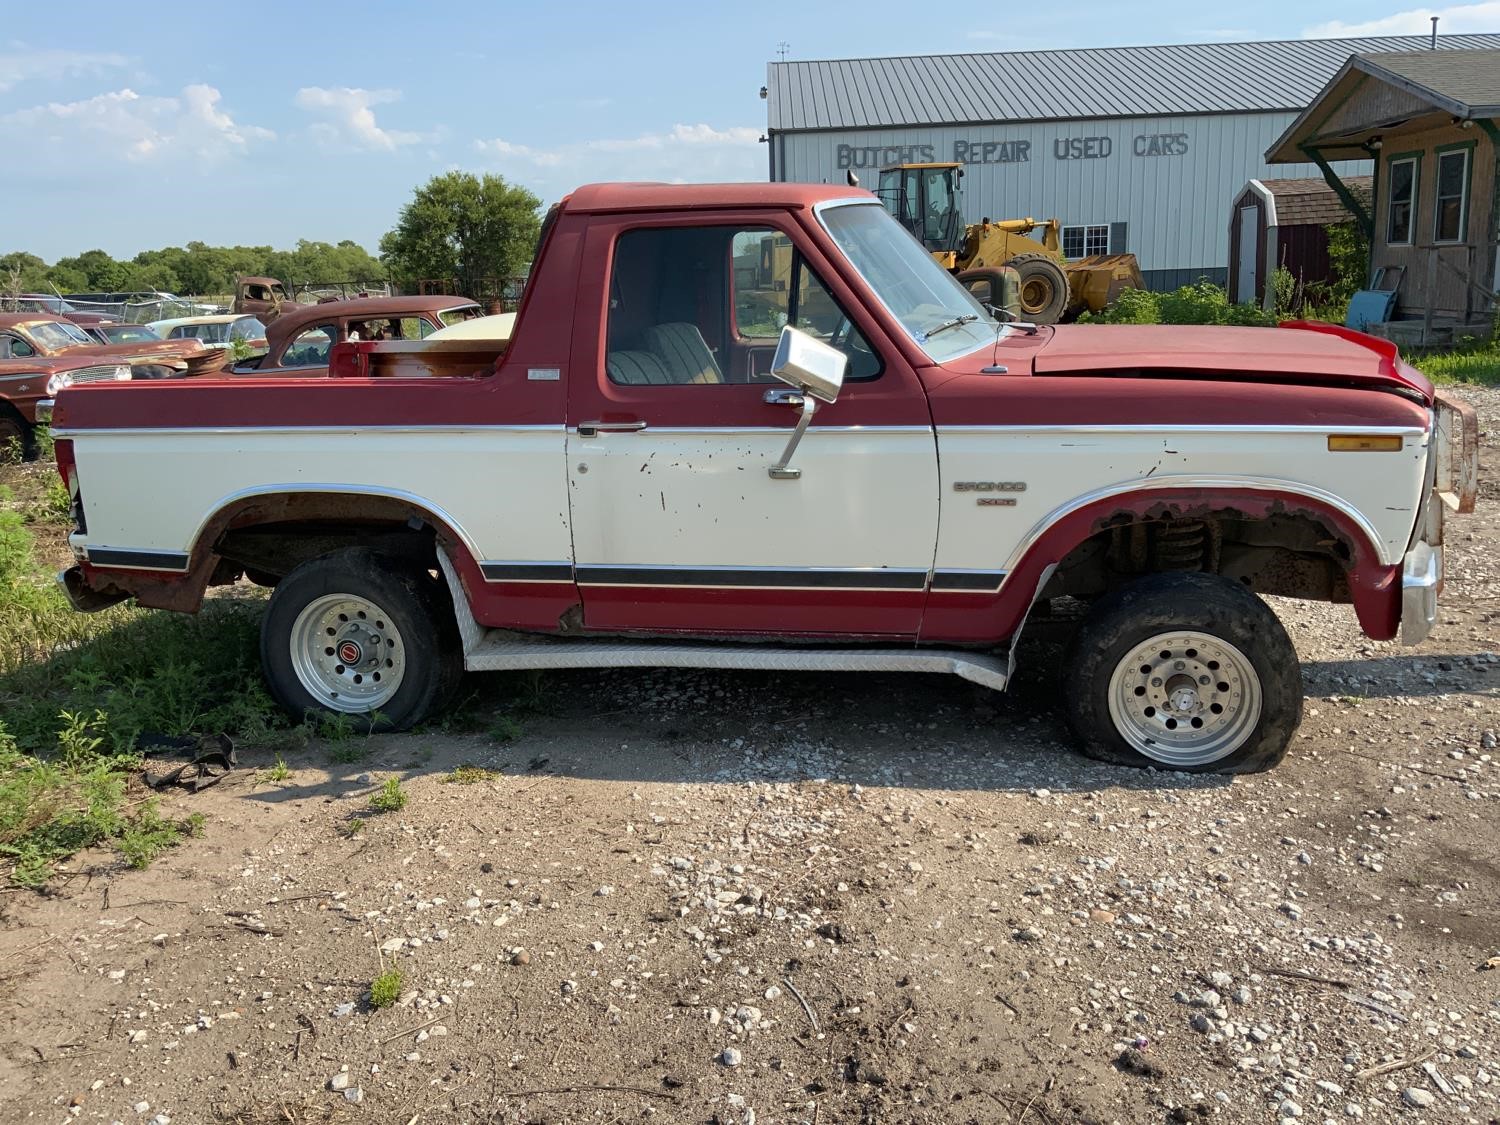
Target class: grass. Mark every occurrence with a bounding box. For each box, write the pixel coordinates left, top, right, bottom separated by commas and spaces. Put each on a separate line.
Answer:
369, 968, 403, 1009
487, 715, 523, 743
1415, 344, 1500, 387
368, 777, 407, 813
0, 464, 290, 885
444, 764, 498, 785
260, 755, 291, 784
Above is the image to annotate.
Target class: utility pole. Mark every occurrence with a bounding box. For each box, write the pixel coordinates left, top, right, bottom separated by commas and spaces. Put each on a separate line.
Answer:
776, 41, 790, 61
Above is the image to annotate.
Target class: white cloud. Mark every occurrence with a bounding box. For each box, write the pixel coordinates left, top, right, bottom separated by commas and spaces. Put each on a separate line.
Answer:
294, 86, 423, 150
2, 84, 273, 162
1304, 1, 1500, 37
0, 45, 129, 92
474, 122, 764, 186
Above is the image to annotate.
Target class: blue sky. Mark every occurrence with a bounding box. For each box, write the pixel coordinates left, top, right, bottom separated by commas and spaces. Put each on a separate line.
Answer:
3, 0, 1493, 262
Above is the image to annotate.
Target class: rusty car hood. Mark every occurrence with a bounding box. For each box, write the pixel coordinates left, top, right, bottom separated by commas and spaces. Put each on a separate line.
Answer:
51, 338, 230, 375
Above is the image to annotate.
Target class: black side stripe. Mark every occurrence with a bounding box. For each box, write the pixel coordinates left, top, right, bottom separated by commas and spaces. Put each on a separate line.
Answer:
480, 562, 575, 583
575, 566, 928, 590
88, 548, 191, 571
931, 570, 1008, 592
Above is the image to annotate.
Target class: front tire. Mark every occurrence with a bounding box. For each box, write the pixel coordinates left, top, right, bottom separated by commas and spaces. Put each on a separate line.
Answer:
260, 548, 463, 731
1062, 572, 1302, 773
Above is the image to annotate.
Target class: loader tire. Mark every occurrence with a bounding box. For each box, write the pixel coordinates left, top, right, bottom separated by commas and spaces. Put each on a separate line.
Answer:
1007, 253, 1069, 324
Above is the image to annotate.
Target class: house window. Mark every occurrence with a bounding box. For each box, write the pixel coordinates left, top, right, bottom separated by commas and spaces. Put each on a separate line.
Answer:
1386, 156, 1417, 245
1433, 147, 1470, 243
1061, 224, 1109, 260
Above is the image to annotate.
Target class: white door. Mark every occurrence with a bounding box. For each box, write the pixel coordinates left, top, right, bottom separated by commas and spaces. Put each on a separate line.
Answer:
1236, 205, 1259, 304
564, 219, 938, 638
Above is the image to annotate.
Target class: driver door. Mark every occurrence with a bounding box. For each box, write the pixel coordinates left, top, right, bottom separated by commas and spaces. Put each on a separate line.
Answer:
565, 214, 939, 638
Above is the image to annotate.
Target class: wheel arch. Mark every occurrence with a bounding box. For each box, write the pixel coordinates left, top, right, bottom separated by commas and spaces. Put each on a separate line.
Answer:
999, 482, 1400, 641
118, 486, 491, 614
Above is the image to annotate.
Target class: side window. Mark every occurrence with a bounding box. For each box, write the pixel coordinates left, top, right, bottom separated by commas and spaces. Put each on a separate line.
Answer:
282, 324, 337, 366
1387, 157, 1416, 246
3, 334, 35, 358
1433, 148, 1470, 243
729, 231, 881, 381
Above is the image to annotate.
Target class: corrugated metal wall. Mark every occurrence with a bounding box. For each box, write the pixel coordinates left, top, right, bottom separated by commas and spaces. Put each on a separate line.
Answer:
773, 112, 1370, 286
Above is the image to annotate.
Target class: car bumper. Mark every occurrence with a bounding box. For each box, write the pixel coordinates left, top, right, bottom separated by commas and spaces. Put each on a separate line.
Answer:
56, 566, 129, 613
1399, 541, 1441, 645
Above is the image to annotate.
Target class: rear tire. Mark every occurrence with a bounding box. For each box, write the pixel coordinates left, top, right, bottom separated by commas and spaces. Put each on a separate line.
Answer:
1006, 253, 1070, 324
1062, 572, 1302, 773
260, 547, 463, 731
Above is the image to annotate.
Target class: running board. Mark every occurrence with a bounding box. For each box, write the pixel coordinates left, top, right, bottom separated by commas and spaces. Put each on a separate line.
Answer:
437, 549, 1008, 691
464, 633, 1009, 691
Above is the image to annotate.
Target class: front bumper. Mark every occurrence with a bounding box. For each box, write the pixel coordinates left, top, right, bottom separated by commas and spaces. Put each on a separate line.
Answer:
1400, 542, 1442, 645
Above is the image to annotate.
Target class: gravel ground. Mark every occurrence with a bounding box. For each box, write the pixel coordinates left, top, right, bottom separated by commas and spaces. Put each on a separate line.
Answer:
1, 386, 1495, 1125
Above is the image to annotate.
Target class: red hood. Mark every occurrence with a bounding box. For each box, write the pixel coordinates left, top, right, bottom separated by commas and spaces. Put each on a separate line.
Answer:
935, 322, 1432, 402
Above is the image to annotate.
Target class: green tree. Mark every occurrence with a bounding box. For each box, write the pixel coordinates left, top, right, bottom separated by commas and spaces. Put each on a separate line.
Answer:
380, 172, 541, 293
0, 252, 50, 292
54, 249, 128, 292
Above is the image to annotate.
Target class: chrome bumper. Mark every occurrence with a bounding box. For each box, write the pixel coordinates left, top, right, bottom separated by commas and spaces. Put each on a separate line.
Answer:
34, 399, 54, 425
1400, 541, 1441, 645
56, 566, 128, 613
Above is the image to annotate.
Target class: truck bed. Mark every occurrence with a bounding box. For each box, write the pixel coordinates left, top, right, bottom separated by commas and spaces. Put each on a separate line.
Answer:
330, 338, 510, 380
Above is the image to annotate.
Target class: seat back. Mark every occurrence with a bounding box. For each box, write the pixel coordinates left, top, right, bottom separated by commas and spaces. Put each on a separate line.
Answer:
644, 322, 723, 385
606, 350, 672, 385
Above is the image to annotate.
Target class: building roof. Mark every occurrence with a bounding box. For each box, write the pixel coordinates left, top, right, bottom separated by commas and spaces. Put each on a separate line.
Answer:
1354, 48, 1500, 115
1256, 177, 1373, 225
766, 34, 1500, 132
1266, 47, 1500, 163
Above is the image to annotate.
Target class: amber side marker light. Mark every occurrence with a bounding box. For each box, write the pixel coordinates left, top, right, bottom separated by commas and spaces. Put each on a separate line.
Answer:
1328, 434, 1404, 452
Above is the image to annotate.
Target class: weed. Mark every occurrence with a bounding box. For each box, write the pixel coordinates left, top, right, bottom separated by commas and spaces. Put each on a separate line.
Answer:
444, 764, 498, 785
327, 742, 369, 765
117, 802, 198, 870
369, 968, 402, 1009
317, 712, 358, 743
261, 755, 291, 784
369, 777, 407, 813
0, 436, 22, 466
31, 426, 54, 461
487, 715, 523, 743
514, 670, 551, 714
22, 479, 70, 526
340, 817, 366, 838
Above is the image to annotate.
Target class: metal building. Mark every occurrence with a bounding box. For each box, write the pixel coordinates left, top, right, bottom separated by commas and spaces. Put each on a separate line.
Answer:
763, 34, 1500, 289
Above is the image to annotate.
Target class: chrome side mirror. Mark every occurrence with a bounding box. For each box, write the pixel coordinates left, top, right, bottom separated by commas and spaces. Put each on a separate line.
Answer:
766, 327, 847, 480
770, 325, 846, 403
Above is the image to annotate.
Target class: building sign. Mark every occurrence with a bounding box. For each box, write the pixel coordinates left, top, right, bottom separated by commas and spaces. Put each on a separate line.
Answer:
834, 133, 1189, 169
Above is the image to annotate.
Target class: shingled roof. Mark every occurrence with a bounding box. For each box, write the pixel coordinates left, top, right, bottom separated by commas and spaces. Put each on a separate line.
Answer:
1257, 176, 1374, 226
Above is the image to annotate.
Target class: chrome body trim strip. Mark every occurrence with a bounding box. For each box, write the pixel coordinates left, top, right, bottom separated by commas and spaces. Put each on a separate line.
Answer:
931, 568, 1008, 592
566, 425, 933, 436
50, 424, 566, 437
479, 561, 574, 583
935, 424, 1428, 436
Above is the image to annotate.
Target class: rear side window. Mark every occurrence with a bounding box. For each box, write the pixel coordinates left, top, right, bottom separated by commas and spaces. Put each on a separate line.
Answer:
282, 325, 337, 367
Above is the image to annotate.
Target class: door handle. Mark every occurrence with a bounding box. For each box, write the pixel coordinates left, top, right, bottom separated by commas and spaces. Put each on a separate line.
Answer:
577, 420, 648, 437
763, 387, 805, 407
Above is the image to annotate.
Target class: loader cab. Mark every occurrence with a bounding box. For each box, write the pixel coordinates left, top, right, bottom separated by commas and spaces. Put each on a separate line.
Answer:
876, 163, 966, 265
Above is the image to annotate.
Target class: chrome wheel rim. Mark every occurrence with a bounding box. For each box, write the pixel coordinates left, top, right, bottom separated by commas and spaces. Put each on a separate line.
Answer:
1106, 631, 1261, 767
289, 594, 405, 713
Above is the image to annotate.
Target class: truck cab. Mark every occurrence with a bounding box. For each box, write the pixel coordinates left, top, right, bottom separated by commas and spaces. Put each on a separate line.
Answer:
46, 182, 1478, 774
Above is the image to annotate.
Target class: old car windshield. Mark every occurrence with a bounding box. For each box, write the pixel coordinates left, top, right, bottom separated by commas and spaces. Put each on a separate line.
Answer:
29, 321, 92, 349
438, 305, 481, 327
818, 201, 996, 363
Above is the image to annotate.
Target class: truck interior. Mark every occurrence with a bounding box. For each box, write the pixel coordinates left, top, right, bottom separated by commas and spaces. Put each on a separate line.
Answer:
603, 225, 880, 385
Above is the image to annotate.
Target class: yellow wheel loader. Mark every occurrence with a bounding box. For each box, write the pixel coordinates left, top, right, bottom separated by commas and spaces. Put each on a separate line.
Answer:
874, 162, 1143, 323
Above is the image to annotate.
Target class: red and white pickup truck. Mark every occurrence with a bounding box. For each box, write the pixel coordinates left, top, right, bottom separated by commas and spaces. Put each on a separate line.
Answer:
44, 182, 1478, 773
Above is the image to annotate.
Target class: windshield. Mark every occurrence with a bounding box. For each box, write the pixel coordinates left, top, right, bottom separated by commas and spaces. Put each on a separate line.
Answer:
28, 320, 93, 349
818, 200, 996, 363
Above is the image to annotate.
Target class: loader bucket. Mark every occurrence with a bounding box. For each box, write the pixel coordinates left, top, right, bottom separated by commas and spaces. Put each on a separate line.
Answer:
1063, 253, 1145, 315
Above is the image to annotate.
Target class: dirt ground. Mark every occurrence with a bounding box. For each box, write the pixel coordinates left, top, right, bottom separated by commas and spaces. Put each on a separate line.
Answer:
1, 388, 1496, 1125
